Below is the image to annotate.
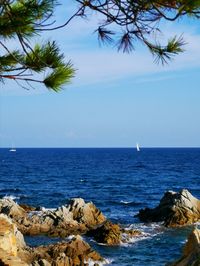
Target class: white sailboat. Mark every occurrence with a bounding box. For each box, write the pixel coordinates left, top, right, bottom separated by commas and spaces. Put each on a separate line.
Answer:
9, 148, 16, 152
9, 144, 16, 152
136, 143, 140, 152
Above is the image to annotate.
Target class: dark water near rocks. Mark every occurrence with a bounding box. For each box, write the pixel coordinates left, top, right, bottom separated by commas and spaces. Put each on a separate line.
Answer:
0, 148, 200, 265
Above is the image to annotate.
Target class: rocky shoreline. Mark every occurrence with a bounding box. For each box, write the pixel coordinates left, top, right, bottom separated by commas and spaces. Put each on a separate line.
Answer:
0, 197, 141, 265
0, 189, 200, 265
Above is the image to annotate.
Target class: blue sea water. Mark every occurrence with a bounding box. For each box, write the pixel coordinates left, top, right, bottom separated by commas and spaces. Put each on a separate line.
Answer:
0, 148, 200, 265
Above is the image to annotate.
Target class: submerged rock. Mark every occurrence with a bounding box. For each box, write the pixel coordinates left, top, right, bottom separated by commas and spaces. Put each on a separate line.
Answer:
137, 189, 200, 227
168, 228, 200, 266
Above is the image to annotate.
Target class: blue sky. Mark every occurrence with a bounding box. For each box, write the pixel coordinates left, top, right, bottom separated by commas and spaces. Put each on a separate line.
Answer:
0, 3, 200, 148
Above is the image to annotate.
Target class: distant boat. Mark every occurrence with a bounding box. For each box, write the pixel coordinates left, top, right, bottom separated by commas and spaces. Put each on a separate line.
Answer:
9, 144, 16, 152
9, 148, 16, 152
136, 143, 140, 152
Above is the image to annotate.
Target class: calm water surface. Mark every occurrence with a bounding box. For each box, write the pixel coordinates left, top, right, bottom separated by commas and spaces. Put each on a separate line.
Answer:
0, 148, 200, 265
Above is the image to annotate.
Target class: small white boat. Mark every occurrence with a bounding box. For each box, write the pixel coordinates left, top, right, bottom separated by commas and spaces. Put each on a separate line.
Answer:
9, 148, 16, 152
136, 143, 140, 152
9, 144, 16, 152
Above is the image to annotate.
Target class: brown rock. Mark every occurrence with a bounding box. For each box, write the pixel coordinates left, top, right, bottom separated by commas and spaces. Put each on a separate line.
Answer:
33, 235, 103, 265
137, 189, 200, 227
121, 228, 142, 243
67, 198, 106, 228
88, 220, 142, 245
0, 214, 28, 266
19, 204, 36, 212
36, 198, 104, 237
0, 214, 105, 266
90, 221, 121, 245
168, 228, 200, 266
0, 198, 106, 237
0, 198, 26, 219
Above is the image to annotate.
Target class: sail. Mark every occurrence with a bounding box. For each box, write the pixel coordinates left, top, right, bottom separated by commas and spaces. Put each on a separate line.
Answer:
136, 143, 140, 152
9, 143, 16, 152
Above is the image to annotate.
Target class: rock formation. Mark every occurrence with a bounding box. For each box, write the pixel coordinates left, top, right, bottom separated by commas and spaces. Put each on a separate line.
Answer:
169, 228, 200, 266
0, 214, 28, 266
0, 214, 104, 266
137, 189, 200, 227
0, 198, 26, 219
0, 196, 144, 265
0, 197, 106, 237
88, 221, 141, 245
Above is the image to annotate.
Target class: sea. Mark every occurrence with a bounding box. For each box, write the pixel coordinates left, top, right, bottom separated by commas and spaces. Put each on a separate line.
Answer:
0, 148, 200, 266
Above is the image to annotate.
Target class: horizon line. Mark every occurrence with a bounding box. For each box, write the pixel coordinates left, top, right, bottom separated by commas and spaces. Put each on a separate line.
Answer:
1, 146, 200, 149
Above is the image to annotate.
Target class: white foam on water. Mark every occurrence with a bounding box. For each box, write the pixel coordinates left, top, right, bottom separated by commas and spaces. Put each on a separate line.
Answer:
128, 211, 139, 217
3, 195, 20, 200
85, 258, 113, 266
180, 239, 187, 244
121, 235, 150, 246
65, 235, 78, 241
89, 239, 108, 246
120, 200, 132, 204
120, 222, 165, 246
127, 222, 164, 232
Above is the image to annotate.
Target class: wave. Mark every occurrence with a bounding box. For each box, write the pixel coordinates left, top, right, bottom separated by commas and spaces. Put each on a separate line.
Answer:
120, 200, 142, 206
120, 232, 150, 246
85, 258, 113, 266
120, 222, 165, 246
126, 222, 164, 233
3, 195, 20, 200
120, 200, 132, 204
65, 235, 77, 241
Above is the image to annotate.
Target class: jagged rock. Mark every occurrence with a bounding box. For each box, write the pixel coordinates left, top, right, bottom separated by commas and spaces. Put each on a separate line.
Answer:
66, 198, 106, 227
121, 228, 142, 243
0, 214, 105, 266
21, 235, 104, 266
88, 220, 142, 245
0, 198, 106, 237
0, 198, 26, 219
168, 228, 200, 266
89, 221, 121, 245
20, 204, 36, 212
34, 235, 103, 265
137, 189, 200, 227
0, 214, 25, 254
0, 214, 28, 266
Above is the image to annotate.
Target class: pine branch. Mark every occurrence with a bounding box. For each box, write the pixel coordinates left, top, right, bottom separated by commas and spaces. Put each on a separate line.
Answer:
44, 63, 75, 92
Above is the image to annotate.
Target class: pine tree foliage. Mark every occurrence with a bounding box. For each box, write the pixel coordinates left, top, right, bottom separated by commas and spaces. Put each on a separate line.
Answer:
0, 0, 75, 91
74, 0, 200, 63
1, 0, 200, 91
